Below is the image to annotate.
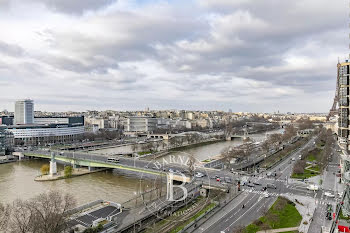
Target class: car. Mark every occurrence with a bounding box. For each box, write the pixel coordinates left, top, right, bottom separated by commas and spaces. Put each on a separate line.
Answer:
195, 172, 204, 178
307, 184, 319, 191
216, 177, 221, 182
291, 158, 296, 161
324, 192, 335, 198
224, 177, 232, 183
267, 183, 277, 189
261, 186, 267, 191
267, 172, 272, 177
169, 168, 174, 173
264, 192, 270, 198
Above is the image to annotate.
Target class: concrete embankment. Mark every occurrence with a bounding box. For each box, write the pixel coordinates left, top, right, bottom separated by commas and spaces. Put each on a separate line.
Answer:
34, 168, 110, 181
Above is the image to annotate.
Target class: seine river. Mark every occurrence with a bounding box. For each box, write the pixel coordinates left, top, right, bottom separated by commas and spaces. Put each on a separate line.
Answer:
0, 129, 283, 205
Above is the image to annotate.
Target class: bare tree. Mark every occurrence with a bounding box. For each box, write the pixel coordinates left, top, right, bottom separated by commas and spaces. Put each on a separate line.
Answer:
0, 203, 11, 231
231, 225, 245, 233
131, 143, 138, 152
6, 191, 76, 233
9, 199, 33, 233
186, 154, 196, 178
221, 147, 235, 170
261, 141, 270, 153
268, 133, 282, 145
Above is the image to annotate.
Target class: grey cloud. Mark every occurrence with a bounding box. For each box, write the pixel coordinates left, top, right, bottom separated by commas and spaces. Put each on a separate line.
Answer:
0, 41, 24, 57
0, 0, 345, 112
30, 0, 117, 14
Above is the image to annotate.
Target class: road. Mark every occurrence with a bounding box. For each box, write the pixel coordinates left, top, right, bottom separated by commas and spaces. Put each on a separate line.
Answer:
193, 136, 343, 233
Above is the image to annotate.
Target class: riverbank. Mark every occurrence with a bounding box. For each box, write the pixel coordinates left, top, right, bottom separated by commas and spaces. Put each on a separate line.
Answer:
169, 139, 224, 152
34, 167, 110, 181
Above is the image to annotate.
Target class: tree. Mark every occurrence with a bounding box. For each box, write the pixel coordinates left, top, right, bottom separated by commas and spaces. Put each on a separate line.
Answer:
64, 166, 73, 178
293, 160, 306, 174
40, 164, 50, 175
186, 154, 196, 178
268, 133, 282, 145
231, 225, 245, 233
131, 143, 138, 152
298, 118, 314, 130
282, 125, 297, 141
266, 212, 279, 228
0, 203, 10, 231
221, 147, 235, 170
9, 199, 33, 233
261, 141, 270, 153
10, 191, 77, 233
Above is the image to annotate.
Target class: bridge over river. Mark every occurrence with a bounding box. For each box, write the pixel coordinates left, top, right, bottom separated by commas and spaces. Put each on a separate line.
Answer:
22, 150, 236, 188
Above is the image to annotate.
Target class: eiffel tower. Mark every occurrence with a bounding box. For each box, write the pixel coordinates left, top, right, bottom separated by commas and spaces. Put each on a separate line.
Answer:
327, 62, 340, 120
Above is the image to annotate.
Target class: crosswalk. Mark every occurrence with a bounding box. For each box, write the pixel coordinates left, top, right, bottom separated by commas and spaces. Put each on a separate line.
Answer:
241, 189, 282, 197
241, 187, 336, 207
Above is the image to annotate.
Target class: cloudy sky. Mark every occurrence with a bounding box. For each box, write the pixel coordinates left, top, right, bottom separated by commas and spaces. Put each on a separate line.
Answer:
0, 0, 347, 112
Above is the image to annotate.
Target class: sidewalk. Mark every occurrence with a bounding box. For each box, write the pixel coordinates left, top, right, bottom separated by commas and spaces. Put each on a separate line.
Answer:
257, 227, 299, 233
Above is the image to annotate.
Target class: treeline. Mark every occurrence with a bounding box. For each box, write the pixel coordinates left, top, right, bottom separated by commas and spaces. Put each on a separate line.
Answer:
292, 128, 335, 176
221, 125, 300, 170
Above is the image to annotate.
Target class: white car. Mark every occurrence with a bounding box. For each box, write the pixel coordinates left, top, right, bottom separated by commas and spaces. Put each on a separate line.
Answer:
195, 172, 204, 178
264, 192, 270, 198
307, 184, 319, 191
324, 192, 335, 198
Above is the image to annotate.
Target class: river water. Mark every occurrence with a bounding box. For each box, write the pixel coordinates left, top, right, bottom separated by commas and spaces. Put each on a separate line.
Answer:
0, 129, 283, 205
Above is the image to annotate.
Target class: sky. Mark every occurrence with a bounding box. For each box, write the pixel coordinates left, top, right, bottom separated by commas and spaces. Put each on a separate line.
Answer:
0, 0, 347, 113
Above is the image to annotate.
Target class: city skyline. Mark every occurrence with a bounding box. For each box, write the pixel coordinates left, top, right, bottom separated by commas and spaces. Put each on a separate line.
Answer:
0, 0, 347, 112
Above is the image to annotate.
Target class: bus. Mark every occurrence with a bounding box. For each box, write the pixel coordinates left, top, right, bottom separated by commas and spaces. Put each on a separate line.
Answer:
107, 157, 120, 163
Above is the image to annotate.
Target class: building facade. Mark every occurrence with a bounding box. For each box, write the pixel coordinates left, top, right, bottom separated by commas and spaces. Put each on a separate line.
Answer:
337, 61, 350, 215
6, 116, 85, 146
0, 125, 14, 155
14, 99, 34, 125
124, 117, 157, 132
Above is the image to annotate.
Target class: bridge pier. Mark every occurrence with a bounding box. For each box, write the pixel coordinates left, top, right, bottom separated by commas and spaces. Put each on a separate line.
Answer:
88, 166, 98, 171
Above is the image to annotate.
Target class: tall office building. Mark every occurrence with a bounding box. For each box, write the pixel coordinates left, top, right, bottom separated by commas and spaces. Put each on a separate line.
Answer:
337, 61, 350, 215
14, 99, 34, 125
338, 61, 350, 148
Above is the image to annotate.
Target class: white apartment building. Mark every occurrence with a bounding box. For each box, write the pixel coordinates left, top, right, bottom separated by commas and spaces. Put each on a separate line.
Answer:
124, 117, 157, 132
